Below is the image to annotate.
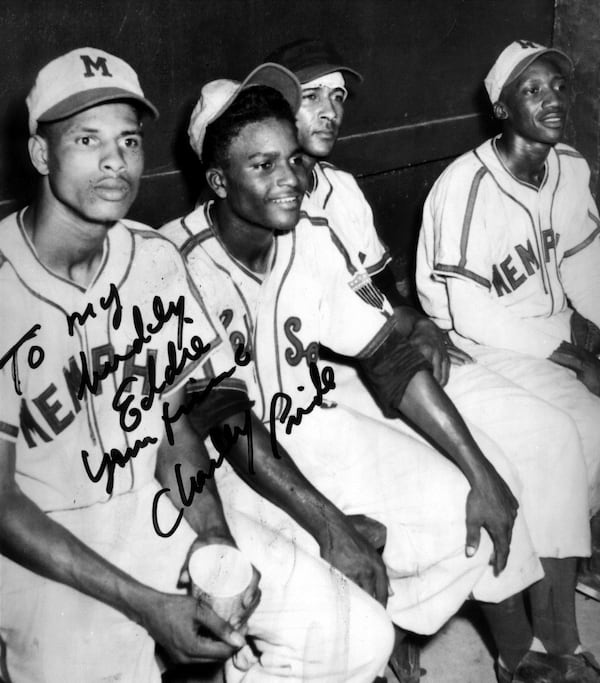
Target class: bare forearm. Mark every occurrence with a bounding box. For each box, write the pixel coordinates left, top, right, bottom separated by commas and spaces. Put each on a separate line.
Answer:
215, 411, 347, 544
398, 370, 494, 484
0, 488, 154, 625
156, 418, 234, 545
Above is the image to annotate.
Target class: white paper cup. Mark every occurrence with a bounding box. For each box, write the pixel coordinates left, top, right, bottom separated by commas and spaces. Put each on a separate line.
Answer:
188, 544, 253, 623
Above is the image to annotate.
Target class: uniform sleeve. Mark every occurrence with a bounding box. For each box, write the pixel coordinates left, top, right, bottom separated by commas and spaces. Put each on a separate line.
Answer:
447, 277, 565, 358
426, 161, 496, 291
345, 174, 391, 276
315, 232, 395, 358
560, 192, 600, 330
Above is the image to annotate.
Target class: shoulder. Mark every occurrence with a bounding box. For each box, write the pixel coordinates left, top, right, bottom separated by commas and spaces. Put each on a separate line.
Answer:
317, 161, 361, 193
160, 205, 213, 255
428, 144, 491, 201
554, 143, 591, 181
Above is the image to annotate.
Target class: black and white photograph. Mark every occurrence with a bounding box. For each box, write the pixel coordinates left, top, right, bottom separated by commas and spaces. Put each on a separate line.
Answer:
0, 1, 599, 681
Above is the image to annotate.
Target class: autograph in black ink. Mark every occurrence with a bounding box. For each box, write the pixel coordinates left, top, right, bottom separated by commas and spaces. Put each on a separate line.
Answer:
268, 362, 336, 458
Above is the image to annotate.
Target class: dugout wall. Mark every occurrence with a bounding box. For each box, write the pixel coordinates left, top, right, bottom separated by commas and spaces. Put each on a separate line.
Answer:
0, 0, 596, 300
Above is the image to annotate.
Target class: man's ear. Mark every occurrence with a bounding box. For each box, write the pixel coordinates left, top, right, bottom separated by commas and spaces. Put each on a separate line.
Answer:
28, 135, 50, 176
206, 166, 228, 199
493, 101, 509, 121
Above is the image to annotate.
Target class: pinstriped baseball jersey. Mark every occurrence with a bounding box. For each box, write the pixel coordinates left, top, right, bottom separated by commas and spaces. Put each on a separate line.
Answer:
160, 201, 394, 423
303, 161, 391, 279
417, 138, 600, 336
0, 210, 230, 512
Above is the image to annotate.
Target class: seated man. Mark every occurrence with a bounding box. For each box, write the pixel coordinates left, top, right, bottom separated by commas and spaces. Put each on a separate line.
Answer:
416, 40, 600, 603
265, 39, 597, 680
161, 65, 590, 682
0, 48, 394, 683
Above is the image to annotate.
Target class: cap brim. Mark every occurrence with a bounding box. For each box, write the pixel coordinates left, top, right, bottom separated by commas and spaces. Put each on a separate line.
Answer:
37, 87, 159, 124
295, 63, 364, 86
503, 48, 573, 94
242, 62, 302, 113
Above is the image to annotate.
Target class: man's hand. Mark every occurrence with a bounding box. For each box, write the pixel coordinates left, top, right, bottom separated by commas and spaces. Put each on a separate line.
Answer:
551, 342, 600, 396
464, 466, 519, 576
179, 537, 262, 633
406, 316, 472, 387
143, 592, 247, 664
571, 309, 600, 355
317, 516, 389, 606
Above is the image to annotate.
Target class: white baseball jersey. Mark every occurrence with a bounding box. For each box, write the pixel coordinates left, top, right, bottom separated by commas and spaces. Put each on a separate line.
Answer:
415, 138, 600, 513
296, 154, 593, 551
161, 201, 546, 635
303, 160, 391, 275
417, 137, 600, 357
0, 209, 232, 512
161, 201, 396, 422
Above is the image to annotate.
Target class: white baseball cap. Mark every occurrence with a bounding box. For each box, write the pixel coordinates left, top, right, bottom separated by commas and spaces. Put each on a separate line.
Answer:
26, 47, 158, 135
484, 40, 572, 104
188, 63, 301, 160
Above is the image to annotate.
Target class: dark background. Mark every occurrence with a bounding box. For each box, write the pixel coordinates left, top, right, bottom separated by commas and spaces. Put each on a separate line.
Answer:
0, 0, 597, 295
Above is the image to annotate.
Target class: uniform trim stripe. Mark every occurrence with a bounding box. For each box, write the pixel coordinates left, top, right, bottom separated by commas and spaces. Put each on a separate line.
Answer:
476, 150, 548, 294
563, 214, 600, 258
434, 263, 491, 289
300, 210, 358, 276
366, 253, 392, 276
458, 165, 487, 269
0, 421, 18, 438
180, 216, 195, 239
556, 148, 583, 159
181, 229, 214, 259
274, 235, 295, 395
356, 317, 396, 359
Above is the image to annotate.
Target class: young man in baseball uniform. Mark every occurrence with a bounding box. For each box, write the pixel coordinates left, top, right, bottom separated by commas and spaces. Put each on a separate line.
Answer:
265, 39, 598, 681
160, 68, 600, 682
0, 48, 395, 683
416, 40, 600, 609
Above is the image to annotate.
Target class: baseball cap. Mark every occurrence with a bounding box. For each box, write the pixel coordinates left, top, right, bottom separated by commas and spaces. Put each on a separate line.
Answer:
188, 62, 301, 160
265, 39, 363, 86
484, 40, 572, 104
26, 47, 159, 135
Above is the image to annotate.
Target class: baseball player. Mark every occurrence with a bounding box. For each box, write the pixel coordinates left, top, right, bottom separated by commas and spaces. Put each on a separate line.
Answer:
160, 70, 597, 683
266, 39, 598, 680
0, 48, 395, 683
416, 40, 600, 608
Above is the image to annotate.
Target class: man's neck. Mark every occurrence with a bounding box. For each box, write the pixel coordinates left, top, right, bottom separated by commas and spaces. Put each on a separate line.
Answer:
212, 201, 275, 275
24, 188, 111, 288
302, 153, 319, 192
495, 131, 553, 188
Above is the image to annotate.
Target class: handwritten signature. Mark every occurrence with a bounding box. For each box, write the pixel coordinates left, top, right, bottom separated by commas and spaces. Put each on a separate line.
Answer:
1, 282, 337, 540
153, 362, 336, 537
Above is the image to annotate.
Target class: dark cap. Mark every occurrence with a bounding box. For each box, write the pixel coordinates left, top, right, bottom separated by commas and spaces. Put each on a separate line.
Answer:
265, 39, 363, 87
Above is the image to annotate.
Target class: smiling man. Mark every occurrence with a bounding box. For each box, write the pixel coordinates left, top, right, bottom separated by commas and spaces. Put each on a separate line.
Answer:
0, 49, 397, 683
417, 39, 600, 635
158, 65, 600, 683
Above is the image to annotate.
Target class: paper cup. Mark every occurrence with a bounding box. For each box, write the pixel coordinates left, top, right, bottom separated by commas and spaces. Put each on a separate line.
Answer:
188, 544, 253, 623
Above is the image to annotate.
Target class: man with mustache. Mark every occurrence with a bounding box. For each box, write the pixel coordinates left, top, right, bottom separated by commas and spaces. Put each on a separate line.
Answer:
416, 40, 600, 615
266, 39, 599, 682
161, 64, 600, 683
0, 48, 394, 683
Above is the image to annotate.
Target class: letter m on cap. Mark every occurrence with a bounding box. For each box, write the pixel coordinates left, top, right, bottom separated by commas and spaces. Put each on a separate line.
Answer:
80, 55, 113, 78
517, 40, 538, 50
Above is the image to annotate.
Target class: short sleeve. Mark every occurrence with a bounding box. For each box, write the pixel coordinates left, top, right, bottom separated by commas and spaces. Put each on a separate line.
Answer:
314, 231, 393, 358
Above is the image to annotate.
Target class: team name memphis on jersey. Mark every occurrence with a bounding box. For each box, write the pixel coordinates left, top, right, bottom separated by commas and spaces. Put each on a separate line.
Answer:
0, 213, 226, 511
417, 138, 600, 326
